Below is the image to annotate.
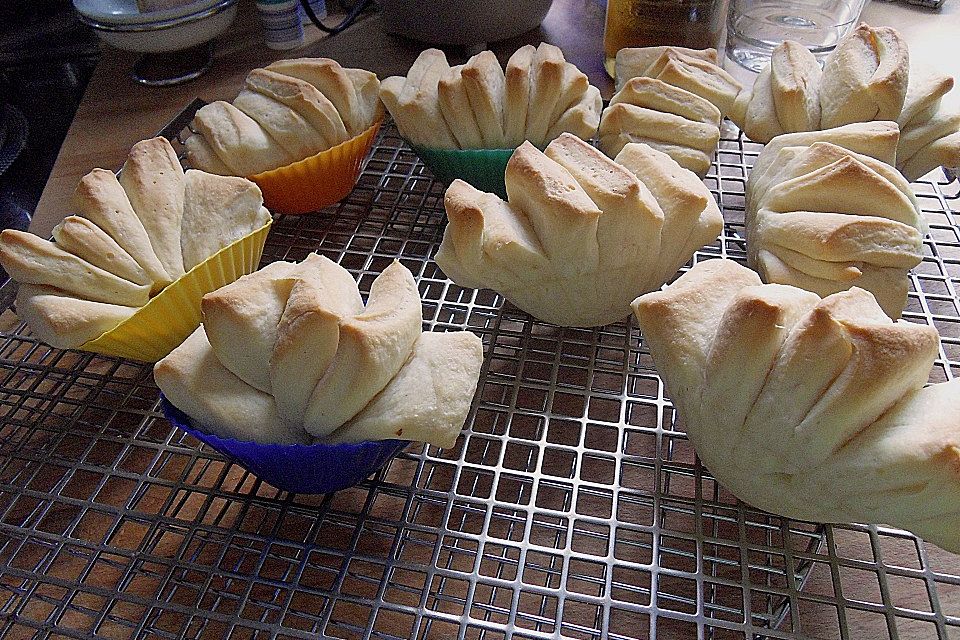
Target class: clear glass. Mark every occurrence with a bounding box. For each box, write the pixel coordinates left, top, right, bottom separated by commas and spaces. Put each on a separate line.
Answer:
603, 0, 728, 77
726, 0, 868, 72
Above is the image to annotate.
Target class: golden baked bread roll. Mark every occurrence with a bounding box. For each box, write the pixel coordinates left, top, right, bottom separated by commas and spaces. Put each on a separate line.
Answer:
379, 49, 458, 149
119, 137, 186, 281
435, 133, 722, 326
156, 257, 484, 448
614, 47, 742, 117
382, 45, 601, 149
819, 23, 908, 128
599, 76, 721, 176
154, 327, 308, 444
185, 59, 382, 175
0, 230, 152, 307
747, 128, 925, 319
632, 259, 960, 553
15, 285, 138, 349
180, 170, 272, 271
73, 167, 171, 290
0, 137, 272, 350
731, 24, 960, 179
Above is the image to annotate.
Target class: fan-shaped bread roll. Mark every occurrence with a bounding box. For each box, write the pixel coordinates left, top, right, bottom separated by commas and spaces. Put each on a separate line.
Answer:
0, 137, 272, 350
614, 46, 718, 89
819, 23, 908, 129
729, 41, 822, 144
747, 126, 925, 319
180, 170, 272, 271
731, 24, 960, 179
0, 229, 152, 307
15, 285, 138, 349
614, 46, 742, 117
119, 137, 187, 281
631, 259, 960, 553
606, 46, 739, 176
599, 76, 722, 176
185, 58, 382, 176
381, 45, 601, 149
73, 167, 171, 290
155, 257, 484, 448
435, 133, 722, 326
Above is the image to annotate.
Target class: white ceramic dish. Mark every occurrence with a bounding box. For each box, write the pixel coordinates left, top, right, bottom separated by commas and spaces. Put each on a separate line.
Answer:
75, 0, 238, 53
73, 0, 227, 26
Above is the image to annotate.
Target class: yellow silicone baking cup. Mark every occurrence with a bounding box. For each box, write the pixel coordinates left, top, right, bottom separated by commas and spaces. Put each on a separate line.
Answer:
79, 220, 272, 362
250, 121, 381, 215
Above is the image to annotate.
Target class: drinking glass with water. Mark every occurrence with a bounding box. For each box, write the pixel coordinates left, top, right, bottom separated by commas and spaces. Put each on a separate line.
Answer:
726, 0, 868, 72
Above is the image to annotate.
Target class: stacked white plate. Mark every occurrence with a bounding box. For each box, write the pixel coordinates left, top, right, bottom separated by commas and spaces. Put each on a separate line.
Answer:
73, 0, 239, 53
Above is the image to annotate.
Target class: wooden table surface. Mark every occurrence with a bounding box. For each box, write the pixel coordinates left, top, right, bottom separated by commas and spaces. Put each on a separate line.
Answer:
19, 0, 960, 637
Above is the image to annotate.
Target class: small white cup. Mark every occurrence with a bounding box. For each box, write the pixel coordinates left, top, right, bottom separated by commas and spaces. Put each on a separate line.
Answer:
255, 0, 305, 50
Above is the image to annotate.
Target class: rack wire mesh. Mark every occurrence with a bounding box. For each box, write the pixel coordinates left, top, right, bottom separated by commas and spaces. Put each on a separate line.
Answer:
1, 100, 959, 639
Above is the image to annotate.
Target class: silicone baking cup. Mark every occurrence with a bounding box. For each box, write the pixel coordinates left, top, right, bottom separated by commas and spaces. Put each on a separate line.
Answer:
79, 220, 272, 362
160, 396, 409, 494
250, 121, 381, 214
410, 145, 514, 199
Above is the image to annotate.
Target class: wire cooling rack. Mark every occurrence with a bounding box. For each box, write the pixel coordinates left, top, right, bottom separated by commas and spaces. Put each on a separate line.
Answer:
1, 101, 959, 640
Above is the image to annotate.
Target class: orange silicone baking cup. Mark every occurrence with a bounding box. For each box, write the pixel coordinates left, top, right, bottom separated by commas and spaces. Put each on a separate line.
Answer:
249, 121, 381, 215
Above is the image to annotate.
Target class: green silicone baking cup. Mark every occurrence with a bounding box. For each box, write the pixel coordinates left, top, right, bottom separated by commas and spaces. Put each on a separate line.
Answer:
410, 145, 515, 199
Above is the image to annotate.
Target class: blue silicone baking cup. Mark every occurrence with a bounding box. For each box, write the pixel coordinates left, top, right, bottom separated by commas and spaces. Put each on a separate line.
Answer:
160, 396, 409, 494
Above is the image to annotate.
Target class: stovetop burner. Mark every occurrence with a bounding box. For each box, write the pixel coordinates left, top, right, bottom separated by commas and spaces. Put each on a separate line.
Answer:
0, 1, 100, 279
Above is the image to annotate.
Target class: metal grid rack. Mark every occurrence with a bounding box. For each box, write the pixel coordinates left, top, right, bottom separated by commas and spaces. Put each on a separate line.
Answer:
1, 101, 959, 639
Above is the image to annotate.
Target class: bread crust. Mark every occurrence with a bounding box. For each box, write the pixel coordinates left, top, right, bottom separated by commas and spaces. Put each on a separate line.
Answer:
631, 259, 960, 552
73, 167, 171, 289
16, 284, 137, 348
119, 137, 186, 281
0, 229, 151, 307
438, 134, 722, 326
